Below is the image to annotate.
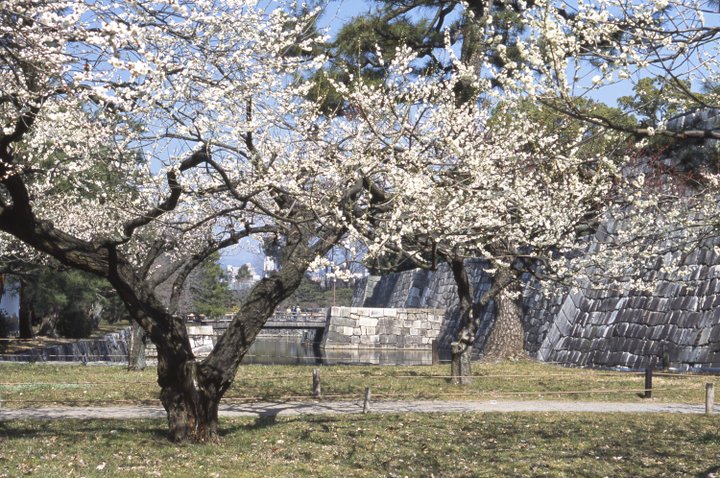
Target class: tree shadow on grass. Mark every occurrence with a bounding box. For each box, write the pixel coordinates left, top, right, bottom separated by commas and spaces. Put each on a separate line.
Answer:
219, 412, 370, 441
218, 414, 278, 436
697, 465, 720, 478
0, 419, 168, 443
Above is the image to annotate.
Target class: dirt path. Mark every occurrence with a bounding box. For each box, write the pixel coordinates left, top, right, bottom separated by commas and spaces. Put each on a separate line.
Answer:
0, 399, 712, 420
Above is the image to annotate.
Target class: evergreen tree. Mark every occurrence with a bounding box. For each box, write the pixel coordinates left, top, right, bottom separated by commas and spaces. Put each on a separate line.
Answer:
189, 254, 237, 319
8, 263, 128, 338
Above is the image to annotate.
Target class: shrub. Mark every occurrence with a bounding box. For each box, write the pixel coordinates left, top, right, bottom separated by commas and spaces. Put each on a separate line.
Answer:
56, 306, 92, 338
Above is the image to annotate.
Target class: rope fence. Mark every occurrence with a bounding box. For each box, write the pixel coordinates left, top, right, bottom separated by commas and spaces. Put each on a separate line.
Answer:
4, 349, 720, 372
0, 386, 711, 412
0, 369, 709, 386
0, 366, 716, 415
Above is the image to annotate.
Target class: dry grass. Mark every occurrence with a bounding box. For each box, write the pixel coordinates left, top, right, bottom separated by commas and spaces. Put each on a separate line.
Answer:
1, 361, 718, 476
1, 412, 718, 477
0, 360, 715, 407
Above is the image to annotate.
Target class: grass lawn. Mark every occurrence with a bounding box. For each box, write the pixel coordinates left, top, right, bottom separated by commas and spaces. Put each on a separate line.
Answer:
1, 361, 718, 476
0, 360, 715, 407
1, 413, 718, 477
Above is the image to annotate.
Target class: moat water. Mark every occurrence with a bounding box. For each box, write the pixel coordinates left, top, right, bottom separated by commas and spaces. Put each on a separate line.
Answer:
243, 338, 449, 366
0, 332, 450, 366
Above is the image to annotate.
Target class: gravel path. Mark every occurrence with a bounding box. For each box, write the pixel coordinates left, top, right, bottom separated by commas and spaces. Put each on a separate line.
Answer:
0, 400, 712, 420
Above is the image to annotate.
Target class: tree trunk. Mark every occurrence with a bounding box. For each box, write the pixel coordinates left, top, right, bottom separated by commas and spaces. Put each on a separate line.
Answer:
450, 337, 473, 385
448, 260, 478, 385
159, 360, 222, 442
37, 313, 58, 337
152, 256, 315, 442
482, 280, 525, 360
448, 260, 517, 384
89, 302, 103, 330
18, 281, 33, 339
127, 321, 147, 371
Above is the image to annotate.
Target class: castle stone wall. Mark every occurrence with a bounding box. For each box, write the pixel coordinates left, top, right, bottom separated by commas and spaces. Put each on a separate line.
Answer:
322, 306, 444, 349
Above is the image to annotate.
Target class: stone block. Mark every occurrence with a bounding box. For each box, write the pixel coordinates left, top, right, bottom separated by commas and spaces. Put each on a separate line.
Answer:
405, 335, 422, 345
326, 332, 352, 344
358, 317, 379, 327
332, 317, 356, 327
697, 328, 711, 346
360, 326, 377, 336
684, 296, 699, 311
701, 295, 716, 311
380, 335, 397, 345
333, 307, 350, 318
187, 325, 214, 336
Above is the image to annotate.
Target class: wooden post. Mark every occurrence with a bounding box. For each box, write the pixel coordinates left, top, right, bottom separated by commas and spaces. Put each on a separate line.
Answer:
312, 368, 321, 399
363, 387, 371, 414
706, 383, 715, 416
644, 367, 653, 399
432, 340, 440, 365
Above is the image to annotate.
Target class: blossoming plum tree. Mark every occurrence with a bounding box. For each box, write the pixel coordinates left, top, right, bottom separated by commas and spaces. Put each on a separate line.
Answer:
3, 0, 720, 439
328, 0, 720, 380
0, 0, 367, 441
329, 44, 624, 381
523, 0, 720, 137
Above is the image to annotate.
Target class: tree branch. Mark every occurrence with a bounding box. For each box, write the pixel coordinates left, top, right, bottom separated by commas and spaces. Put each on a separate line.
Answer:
122, 145, 210, 239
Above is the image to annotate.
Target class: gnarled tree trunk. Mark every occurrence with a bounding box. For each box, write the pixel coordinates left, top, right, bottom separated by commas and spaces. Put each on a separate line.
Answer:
483, 280, 525, 361
448, 259, 478, 385
450, 327, 474, 385
159, 359, 223, 441
151, 259, 310, 442
449, 261, 517, 384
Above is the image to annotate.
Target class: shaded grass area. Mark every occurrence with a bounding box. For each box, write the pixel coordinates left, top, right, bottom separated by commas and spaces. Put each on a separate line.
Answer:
0, 413, 718, 477
0, 360, 715, 407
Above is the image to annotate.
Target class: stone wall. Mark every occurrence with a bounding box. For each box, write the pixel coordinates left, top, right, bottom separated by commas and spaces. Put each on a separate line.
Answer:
352, 243, 720, 370
537, 242, 720, 370
354, 250, 720, 369
353, 261, 554, 356
322, 306, 444, 349
0, 328, 130, 362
